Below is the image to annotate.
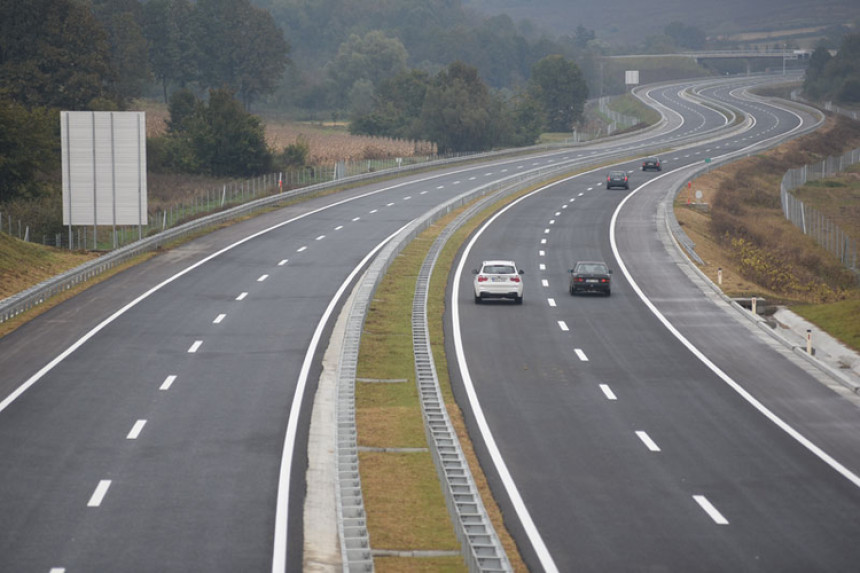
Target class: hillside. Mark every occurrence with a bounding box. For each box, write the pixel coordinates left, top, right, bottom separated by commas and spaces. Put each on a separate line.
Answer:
465, 0, 858, 46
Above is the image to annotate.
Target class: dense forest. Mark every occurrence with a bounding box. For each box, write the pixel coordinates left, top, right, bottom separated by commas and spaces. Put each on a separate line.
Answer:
0, 0, 594, 203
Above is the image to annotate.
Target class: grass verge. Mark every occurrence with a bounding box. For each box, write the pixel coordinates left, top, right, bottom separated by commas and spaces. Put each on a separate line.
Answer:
675, 115, 860, 351
355, 177, 573, 571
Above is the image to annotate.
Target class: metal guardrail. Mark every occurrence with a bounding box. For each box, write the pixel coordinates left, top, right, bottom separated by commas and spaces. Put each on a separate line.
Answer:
0, 148, 534, 325
333, 159, 588, 571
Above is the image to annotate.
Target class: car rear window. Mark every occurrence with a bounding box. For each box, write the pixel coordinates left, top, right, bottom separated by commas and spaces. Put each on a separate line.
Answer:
484, 265, 515, 274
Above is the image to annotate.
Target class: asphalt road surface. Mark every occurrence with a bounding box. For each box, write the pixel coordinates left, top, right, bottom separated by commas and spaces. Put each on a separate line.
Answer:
450, 78, 860, 571
4, 73, 854, 572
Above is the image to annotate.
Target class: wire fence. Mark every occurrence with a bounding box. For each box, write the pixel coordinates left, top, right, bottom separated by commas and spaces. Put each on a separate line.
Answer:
0, 156, 437, 251
780, 147, 860, 276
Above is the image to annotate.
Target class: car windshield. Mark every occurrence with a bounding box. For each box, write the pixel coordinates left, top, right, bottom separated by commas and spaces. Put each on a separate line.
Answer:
576, 263, 607, 274
484, 265, 515, 274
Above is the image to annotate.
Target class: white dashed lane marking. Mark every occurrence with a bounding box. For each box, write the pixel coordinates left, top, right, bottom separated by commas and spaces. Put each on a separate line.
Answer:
257, 274, 269, 282
600, 384, 617, 400
694, 495, 729, 525
574, 348, 588, 362
213, 314, 226, 324
636, 431, 661, 452
126, 420, 147, 440
297, 246, 308, 252
160, 375, 177, 391
278, 259, 288, 266
558, 321, 569, 332
236, 292, 248, 301
87, 480, 112, 507
541, 279, 549, 288
187, 340, 202, 353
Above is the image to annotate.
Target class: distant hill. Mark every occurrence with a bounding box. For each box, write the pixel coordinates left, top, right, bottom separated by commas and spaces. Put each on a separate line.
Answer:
464, 0, 859, 46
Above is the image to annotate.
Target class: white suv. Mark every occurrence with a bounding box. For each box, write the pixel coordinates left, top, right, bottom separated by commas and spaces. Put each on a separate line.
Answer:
473, 260, 524, 304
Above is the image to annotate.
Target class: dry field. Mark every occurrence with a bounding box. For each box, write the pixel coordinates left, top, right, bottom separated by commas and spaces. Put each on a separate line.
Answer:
675, 115, 860, 305
138, 100, 435, 164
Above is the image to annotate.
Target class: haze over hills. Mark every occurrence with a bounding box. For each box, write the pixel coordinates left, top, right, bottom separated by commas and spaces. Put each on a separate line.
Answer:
464, 0, 859, 47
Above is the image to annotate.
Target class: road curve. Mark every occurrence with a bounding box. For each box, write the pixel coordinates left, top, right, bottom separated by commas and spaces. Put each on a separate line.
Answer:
450, 77, 860, 571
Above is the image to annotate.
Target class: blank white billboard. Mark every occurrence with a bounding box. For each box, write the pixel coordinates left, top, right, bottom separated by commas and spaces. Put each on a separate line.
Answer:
61, 111, 147, 226
625, 70, 640, 86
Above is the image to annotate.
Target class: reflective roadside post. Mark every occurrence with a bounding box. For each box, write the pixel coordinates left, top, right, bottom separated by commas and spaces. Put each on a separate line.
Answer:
718, 267, 723, 286
806, 329, 813, 355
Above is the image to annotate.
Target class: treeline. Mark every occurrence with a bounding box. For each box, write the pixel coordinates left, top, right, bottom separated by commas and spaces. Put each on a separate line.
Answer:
803, 34, 860, 103
1, 0, 592, 204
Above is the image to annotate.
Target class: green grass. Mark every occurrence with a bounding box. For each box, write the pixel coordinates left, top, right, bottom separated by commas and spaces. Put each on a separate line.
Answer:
792, 299, 860, 353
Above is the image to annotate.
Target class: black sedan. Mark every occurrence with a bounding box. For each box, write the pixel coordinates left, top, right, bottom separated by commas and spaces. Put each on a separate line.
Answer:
569, 261, 612, 296
641, 156, 662, 171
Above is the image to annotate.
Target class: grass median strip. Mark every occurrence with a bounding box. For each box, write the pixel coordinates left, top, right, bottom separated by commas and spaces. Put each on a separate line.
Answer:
355, 177, 571, 571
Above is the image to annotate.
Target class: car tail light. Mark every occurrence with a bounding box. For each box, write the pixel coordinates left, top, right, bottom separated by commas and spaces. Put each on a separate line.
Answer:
477, 275, 488, 282
510, 276, 520, 282
575, 277, 585, 283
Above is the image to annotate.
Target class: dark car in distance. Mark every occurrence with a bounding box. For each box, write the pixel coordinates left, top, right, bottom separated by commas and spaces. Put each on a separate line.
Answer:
606, 170, 629, 189
642, 156, 662, 171
569, 261, 612, 296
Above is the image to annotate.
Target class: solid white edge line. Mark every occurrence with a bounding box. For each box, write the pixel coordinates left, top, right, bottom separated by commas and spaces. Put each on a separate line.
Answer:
609, 162, 860, 490
87, 480, 112, 507
635, 430, 661, 452
693, 495, 729, 525
453, 176, 585, 573
271, 221, 412, 573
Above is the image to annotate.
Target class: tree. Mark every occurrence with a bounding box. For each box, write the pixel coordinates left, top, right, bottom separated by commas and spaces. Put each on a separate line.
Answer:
142, 0, 200, 103
166, 89, 273, 177
327, 31, 409, 109
0, 102, 58, 202
193, 0, 290, 110
529, 55, 588, 132
91, 0, 150, 105
419, 62, 495, 153
0, 0, 113, 110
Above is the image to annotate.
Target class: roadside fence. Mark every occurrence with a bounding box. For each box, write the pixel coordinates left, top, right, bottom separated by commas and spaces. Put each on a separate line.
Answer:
780, 147, 860, 275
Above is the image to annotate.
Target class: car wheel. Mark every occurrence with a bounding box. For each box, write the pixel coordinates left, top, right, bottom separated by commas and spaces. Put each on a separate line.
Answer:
606, 289, 611, 296
569, 286, 575, 296
474, 294, 481, 304
515, 294, 523, 304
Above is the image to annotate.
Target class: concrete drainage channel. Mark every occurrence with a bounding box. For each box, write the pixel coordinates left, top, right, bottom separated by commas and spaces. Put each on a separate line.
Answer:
332, 166, 575, 571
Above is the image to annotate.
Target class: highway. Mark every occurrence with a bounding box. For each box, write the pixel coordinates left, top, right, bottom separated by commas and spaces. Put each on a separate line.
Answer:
450, 80, 860, 571
2, 73, 855, 571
